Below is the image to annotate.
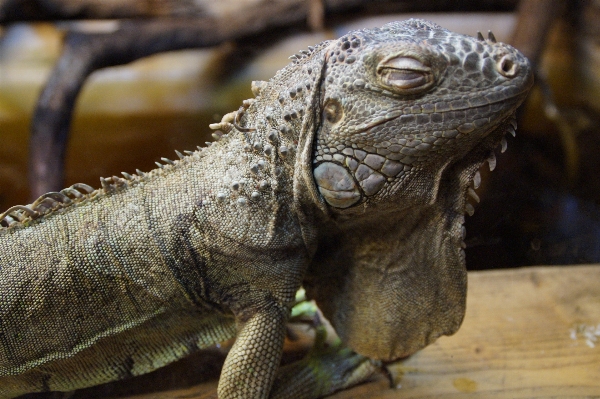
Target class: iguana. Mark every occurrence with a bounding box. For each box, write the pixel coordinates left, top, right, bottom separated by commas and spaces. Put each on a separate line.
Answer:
0, 19, 532, 398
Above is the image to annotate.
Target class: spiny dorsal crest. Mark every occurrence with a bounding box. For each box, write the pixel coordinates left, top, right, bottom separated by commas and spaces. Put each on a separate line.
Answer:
0, 183, 94, 229
288, 45, 316, 62
0, 148, 206, 230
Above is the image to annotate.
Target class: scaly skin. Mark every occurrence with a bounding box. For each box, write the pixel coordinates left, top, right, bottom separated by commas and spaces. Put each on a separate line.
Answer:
0, 20, 532, 398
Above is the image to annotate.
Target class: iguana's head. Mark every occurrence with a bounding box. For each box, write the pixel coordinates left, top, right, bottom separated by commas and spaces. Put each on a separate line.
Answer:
312, 19, 532, 214
303, 20, 532, 361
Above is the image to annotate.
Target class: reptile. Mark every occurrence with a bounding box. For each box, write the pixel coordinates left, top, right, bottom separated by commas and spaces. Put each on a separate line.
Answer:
0, 19, 532, 398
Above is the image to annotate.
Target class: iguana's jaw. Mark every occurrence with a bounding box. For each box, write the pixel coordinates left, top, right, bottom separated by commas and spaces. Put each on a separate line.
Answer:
312, 92, 529, 222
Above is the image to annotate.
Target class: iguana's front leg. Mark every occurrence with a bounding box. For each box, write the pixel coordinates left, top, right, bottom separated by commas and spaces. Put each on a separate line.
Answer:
218, 302, 288, 398
219, 298, 377, 399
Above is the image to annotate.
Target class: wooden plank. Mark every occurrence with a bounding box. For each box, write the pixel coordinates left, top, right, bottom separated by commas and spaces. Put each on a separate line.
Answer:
69, 265, 600, 398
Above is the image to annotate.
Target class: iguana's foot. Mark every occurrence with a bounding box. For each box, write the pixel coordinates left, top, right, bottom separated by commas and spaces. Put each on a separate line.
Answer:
271, 322, 380, 399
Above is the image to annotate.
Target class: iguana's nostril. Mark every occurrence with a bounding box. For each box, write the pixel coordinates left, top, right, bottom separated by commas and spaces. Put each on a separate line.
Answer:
497, 55, 518, 77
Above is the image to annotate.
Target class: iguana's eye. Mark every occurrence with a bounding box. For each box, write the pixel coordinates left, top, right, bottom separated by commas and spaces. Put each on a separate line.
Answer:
377, 56, 434, 94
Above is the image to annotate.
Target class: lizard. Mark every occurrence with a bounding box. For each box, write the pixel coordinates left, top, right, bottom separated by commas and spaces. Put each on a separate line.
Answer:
0, 19, 532, 398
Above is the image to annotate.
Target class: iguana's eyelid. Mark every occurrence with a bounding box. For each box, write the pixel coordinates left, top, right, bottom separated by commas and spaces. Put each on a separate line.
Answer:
379, 56, 431, 72
381, 70, 428, 90
377, 56, 434, 93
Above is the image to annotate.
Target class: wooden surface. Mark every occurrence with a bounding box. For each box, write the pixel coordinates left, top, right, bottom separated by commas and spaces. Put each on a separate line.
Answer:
68, 265, 600, 398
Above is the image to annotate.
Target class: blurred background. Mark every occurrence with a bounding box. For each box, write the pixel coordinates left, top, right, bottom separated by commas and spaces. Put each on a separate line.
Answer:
0, 0, 599, 271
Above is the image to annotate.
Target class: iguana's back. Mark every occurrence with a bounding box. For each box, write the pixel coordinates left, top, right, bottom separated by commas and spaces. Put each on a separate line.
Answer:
0, 133, 308, 396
